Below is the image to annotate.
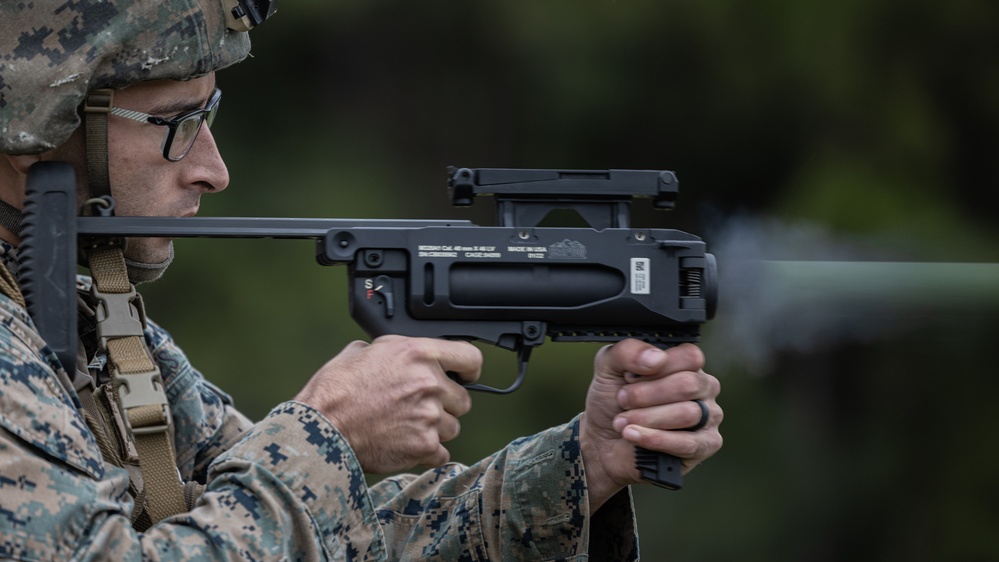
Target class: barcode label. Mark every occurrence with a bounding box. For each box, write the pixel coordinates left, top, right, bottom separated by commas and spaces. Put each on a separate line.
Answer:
631, 258, 650, 294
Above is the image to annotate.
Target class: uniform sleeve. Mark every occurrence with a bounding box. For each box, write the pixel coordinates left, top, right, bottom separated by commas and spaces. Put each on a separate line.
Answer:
1, 301, 388, 560
0, 399, 388, 560
367, 417, 640, 561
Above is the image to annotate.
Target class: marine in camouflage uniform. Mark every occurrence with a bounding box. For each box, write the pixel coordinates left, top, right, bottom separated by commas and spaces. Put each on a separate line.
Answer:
0, 1, 643, 559
1, 1, 722, 559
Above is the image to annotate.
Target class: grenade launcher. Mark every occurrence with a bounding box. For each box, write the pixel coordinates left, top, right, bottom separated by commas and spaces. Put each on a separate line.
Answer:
20, 161, 717, 490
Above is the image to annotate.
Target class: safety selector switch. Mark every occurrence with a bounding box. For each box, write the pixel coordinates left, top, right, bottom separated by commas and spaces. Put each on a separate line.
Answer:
372, 275, 395, 318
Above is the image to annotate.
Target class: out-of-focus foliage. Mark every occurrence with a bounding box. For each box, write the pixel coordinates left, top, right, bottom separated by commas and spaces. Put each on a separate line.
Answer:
140, 1, 999, 560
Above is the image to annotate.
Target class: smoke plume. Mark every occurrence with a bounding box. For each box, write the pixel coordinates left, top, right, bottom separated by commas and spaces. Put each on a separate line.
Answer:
700, 215, 999, 375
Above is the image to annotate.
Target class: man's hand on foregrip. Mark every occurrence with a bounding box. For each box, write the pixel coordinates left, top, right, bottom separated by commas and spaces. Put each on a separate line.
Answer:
580, 341, 722, 512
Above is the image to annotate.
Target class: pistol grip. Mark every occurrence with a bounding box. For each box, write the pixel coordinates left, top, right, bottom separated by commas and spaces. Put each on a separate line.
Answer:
635, 446, 684, 490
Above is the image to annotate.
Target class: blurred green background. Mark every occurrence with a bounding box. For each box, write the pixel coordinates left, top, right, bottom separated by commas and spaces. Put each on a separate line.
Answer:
140, 1, 999, 560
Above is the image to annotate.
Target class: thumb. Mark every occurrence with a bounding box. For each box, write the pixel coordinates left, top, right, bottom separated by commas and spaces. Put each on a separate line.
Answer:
595, 340, 670, 383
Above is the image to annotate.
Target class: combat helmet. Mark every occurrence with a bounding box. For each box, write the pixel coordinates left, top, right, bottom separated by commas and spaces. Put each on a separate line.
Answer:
1, 0, 276, 155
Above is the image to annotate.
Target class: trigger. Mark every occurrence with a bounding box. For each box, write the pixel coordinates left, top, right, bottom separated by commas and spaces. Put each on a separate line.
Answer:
373, 275, 394, 318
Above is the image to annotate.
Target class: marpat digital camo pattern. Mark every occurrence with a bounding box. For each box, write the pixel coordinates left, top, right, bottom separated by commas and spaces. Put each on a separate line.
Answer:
0, 0, 251, 155
0, 247, 639, 560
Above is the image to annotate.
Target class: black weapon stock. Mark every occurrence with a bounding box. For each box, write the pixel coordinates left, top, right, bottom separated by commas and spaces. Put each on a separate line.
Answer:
21, 161, 717, 490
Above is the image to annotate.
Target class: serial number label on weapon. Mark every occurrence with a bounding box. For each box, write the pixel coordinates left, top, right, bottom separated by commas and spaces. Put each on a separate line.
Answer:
416, 241, 593, 261
418, 245, 501, 258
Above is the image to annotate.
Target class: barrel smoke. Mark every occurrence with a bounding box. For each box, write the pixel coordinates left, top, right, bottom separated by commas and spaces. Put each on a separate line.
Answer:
701, 215, 999, 374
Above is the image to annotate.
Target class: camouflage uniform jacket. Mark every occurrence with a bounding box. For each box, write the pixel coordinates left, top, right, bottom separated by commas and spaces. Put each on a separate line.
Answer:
0, 248, 639, 560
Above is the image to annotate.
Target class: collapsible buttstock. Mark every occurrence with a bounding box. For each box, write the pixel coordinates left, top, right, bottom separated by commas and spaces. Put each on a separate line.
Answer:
21, 161, 78, 372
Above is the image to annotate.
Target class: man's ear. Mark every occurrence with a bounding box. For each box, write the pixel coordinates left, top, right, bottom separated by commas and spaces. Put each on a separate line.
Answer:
3, 153, 42, 175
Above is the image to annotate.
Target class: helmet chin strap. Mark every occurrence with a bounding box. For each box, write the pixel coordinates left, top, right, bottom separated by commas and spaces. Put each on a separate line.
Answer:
123, 243, 175, 284
83, 89, 115, 203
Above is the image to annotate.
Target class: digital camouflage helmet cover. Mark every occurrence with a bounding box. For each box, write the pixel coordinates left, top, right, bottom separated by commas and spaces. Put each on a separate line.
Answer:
0, 0, 275, 155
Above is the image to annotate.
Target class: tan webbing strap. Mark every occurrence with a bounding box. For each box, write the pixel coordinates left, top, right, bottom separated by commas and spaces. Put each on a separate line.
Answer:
0, 200, 23, 238
78, 390, 123, 467
84, 89, 114, 200
183, 481, 207, 511
87, 242, 186, 523
0, 264, 25, 310
84, 383, 153, 527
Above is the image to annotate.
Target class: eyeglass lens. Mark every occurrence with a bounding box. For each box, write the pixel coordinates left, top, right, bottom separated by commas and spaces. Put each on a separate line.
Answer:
167, 97, 220, 161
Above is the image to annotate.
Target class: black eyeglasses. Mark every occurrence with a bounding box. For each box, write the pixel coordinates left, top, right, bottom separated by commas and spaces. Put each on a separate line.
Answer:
110, 87, 222, 161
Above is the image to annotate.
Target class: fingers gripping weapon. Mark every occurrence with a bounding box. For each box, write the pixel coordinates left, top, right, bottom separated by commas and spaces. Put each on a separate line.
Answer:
21, 163, 717, 490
